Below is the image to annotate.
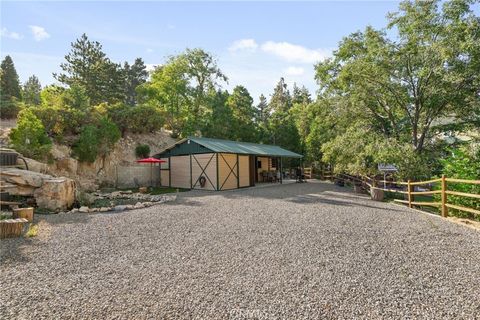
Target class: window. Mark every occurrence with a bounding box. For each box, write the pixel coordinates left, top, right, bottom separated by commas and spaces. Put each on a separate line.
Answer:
257, 160, 262, 169
271, 158, 278, 168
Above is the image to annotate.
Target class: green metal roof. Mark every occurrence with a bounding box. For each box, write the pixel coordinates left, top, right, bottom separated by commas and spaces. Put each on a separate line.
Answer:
187, 137, 303, 158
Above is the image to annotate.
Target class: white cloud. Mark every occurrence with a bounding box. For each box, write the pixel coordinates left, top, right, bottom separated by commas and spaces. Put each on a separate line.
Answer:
145, 64, 159, 72
1, 28, 23, 40
261, 41, 330, 64
228, 39, 258, 52
284, 66, 305, 76
29, 25, 50, 41
146, 48, 154, 53
167, 24, 175, 30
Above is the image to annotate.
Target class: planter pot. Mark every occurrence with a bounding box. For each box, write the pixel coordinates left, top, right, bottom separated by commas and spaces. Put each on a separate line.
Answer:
371, 188, 384, 201
0, 218, 28, 239
13, 207, 34, 222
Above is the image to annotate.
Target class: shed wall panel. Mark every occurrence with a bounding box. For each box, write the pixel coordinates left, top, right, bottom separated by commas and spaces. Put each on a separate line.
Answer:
160, 170, 170, 187
191, 153, 217, 190
218, 153, 238, 190
170, 155, 191, 189
238, 155, 250, 187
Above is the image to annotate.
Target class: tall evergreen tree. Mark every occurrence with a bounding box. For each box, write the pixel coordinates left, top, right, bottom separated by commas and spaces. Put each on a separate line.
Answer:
23, 75, 42, 105
202, 89, 232, 140
0, 55, 21, 101
268, 78, 301, 154
269, 77, 292, 114
227, 85, 257, 142
123, 58, 148, 106
54, 33, 124, 105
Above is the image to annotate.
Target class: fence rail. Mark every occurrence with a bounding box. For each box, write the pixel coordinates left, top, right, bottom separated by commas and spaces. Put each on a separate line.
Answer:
324, 172, 479, 218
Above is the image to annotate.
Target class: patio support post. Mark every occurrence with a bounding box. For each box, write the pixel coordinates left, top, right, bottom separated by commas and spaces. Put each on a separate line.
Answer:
280, 157, 283, 184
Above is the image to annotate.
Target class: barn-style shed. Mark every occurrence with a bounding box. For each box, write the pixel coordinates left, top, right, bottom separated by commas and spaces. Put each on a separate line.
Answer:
154, 137, 302, 191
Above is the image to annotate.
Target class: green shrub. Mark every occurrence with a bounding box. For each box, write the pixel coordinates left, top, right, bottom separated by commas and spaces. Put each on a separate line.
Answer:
127, 105, 165, 134
94, 103, 164, 135
33, 105, 87, 138
73, 117, 121, 163
73, 125, 98, 162
0, 98, 21, 119
9, 109, 52, 159
436, 145, 480, 220
135, 144, 150, 158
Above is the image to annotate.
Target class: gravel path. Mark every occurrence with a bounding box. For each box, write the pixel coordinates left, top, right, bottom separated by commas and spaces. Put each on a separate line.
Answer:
1, 181, 479, 319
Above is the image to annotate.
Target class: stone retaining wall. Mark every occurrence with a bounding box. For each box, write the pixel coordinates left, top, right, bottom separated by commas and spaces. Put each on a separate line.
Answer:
115, 165, 161, 188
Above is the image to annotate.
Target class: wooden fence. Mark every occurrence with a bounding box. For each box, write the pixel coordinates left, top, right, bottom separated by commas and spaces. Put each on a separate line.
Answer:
330, 173, 480, 218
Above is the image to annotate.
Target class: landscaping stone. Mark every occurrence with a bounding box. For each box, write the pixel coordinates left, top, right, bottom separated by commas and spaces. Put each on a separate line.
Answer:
99, 207, 110, 212
78, 206, 89, 213
133, 202, 144, 209
1, 168, 76, 211
114, 205, 127, 212
34, 178, 76, 211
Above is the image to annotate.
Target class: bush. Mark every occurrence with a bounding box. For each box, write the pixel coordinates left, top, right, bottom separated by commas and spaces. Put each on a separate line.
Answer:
33, 105, 87, 138
72, 125, 98, 162
0, 98, 21, 119
135, 144, 150, 158
436, 145, 480, 220
322, 126, 430, 180
9, 109, 52, 159
72, 117, 121, 163
94, 103, 164, 135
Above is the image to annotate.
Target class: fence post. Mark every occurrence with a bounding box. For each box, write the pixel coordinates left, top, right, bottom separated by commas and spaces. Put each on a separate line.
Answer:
441, 174, 448, 217
407, 180, 412, 208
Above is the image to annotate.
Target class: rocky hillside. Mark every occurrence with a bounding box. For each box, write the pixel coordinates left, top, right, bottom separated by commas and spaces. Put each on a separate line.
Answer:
1, 119, 176, 191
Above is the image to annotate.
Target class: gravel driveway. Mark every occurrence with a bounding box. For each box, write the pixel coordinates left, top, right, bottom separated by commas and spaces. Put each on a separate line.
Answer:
1, 181, 479, 319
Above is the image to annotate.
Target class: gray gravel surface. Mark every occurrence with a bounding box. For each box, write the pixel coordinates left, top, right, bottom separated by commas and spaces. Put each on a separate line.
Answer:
1, 181, 479, 319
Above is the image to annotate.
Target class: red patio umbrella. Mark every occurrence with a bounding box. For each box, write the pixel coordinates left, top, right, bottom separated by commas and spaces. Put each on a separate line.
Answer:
136, 157, 166, 187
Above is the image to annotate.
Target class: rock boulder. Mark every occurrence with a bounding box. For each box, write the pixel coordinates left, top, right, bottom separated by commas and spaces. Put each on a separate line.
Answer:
1, 168, 76, 212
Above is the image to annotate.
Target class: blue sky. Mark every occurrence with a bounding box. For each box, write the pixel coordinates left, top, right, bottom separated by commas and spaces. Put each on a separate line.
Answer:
2, 1, 406, 100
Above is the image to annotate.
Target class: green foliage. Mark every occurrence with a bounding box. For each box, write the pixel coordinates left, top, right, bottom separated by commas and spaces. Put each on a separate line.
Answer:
25, 223, 38, 238
72, 125, 98, 162
54, 34, 125, 105
0, 98, 22, 119
0, 55, 21, 101
437, 145, 480, 219
73, 117, 121, 163
135, 144, 150, 158
322, 125, 429, 179
23, 75, 42, 106
94, 103, 164, 135
201, 89, 232, 140
9, 108, 52, 159
138, 48, 226, 137
226, 85, 257, 142
123, 58, 148, 105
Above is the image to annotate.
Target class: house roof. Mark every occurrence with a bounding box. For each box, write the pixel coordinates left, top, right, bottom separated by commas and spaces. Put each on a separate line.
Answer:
155, 137, 303, 158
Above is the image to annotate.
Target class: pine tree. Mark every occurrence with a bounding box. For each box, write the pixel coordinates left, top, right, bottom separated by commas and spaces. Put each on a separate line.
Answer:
227, 85, 257, 142
23, 75, 42, 105
123, 58, 148, 106
256, 94, 268, 124
54, 33, 124, 105
0, 55, 22, 101
267, 78, 300, 153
